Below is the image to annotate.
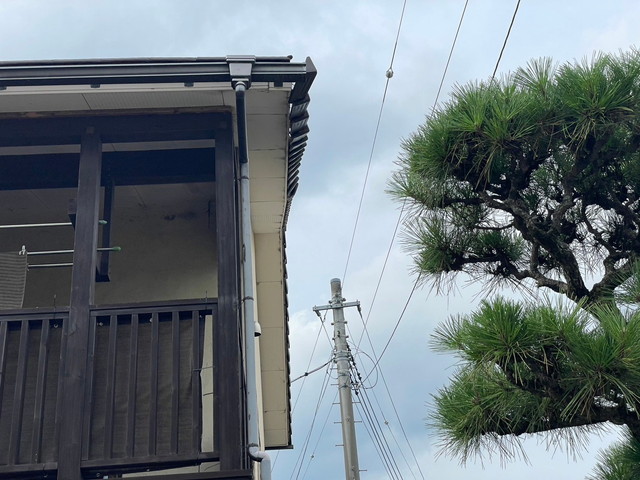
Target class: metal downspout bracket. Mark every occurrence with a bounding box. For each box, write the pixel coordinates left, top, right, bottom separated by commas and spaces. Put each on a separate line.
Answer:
227, 55, 256, 89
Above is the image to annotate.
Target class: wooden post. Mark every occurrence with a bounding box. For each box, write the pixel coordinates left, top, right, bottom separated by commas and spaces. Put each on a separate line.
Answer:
57, 128, 102, 479
214, 115, 246, 470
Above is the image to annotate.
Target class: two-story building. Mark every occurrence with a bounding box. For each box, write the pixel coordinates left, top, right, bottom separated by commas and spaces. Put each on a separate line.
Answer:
0, 55, 315, 479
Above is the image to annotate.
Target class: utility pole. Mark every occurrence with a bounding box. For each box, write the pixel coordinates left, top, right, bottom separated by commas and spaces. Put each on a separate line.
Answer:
313, 278, 361, 480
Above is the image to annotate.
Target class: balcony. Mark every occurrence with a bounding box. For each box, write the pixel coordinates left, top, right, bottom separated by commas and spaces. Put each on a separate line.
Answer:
0, 299, 249, 479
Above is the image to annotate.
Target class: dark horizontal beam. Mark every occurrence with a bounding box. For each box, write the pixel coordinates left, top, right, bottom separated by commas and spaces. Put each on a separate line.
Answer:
89, 297, 217, 313
114, 470, 252, 480
80, 451, 219, 473
0, 112, 226, 147
0, 462, 57, 478
0, 148, 215, 190
0, 59, 310, 88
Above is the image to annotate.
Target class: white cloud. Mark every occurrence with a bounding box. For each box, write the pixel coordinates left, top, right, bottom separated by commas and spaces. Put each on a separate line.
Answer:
2, 1, 640, 477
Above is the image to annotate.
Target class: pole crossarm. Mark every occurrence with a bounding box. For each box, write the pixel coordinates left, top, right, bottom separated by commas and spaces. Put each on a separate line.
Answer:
313, 300, 361, 312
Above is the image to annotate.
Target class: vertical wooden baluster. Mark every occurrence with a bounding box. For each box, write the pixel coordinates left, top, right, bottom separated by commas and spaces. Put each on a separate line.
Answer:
81, 314, 97, 461
170, 311, 180, 454
148, 312, 159, 456
191, 310, 202, 454
31, 319, 50, 463
8, 321, 29, 465
103, 315, 118, 459
125, 313, 139, 458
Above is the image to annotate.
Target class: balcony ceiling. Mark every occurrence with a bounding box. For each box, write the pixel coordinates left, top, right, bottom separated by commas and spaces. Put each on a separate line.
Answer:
0, 82, 291, 235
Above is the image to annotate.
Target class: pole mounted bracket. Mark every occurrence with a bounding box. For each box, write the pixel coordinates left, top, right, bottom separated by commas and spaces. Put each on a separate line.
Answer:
227, 55, 256, 89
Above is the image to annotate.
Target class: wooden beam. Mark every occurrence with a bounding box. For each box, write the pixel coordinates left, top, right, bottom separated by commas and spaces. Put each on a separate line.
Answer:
57, 128, 102, 480
214, 115, 246, 470
8, 321, 29, 465
30, 319, 50, 464
0, 148, 216, 191
0, 113, 223, 147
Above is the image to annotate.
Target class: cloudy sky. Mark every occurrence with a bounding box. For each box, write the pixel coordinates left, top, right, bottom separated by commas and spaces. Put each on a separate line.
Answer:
2, 1, 640, 478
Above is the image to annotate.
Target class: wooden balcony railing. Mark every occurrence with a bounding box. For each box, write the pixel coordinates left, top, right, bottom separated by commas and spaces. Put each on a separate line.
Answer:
0, 299, 221, 479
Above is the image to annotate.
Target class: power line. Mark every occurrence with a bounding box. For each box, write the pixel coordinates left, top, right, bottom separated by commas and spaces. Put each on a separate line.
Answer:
289, 362, 335, 480
273, 311, 330, 471
491, 0, 522, 79
361, 276, 419, 384
340, 4, 471, 477
358, 0, 523, 386
432, 0, 469, 113
374, 363, 426, 479
355, 0, 470, 353
291, 356, 334, 384
355, 350, 425, 479
348, 341, 423, 479
342, 0, 408, 287
351, 367, 403, 480
299, 391, 339, 480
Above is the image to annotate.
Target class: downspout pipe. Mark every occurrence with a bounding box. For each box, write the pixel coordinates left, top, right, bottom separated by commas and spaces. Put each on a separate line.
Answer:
235, 81, 272, 480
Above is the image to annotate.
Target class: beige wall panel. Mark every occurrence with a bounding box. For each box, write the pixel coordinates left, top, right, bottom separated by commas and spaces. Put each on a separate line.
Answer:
254, 233, 282, 283
258, 326, 286, 372
264, 428, 289, 448
84, 89, 225, 110
247, 114, 288, 150
0, 93, 90, 112
250, 177, 286, 203
261, 370, 288, 411
250, 202, 284, 234
256, 281, 285, 329
249, 151, 287, 177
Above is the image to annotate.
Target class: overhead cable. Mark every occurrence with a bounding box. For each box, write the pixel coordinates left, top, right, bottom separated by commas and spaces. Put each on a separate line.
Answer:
273, 310, 330, 471
291, 356, 334, 383
300, 391, 339, 480
361, 276, 419, 384
342, 0, 408, 287
491, 0, 522, 79
351, 368, 403, 479
357, 0, 470, 352
289, 362, 334, 480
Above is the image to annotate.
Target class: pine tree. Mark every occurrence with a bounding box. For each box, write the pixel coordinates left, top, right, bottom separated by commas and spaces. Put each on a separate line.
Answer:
392, 49, 640, 479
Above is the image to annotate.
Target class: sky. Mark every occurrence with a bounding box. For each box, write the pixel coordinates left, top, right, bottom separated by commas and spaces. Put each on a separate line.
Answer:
1, 1, 640, 478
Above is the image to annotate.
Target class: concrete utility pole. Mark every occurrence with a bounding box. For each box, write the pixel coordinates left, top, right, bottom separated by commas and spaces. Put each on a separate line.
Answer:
313, 278, 361, 480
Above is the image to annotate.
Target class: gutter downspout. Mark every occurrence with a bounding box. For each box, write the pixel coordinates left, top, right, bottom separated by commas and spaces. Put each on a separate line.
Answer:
234, 77, 271, 480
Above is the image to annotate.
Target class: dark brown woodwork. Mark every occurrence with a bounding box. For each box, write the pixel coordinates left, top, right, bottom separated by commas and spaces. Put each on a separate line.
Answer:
0, 148, 216, 191
171, 310, 180, 454
214, 115, 247, 470
0, 301, 214, 478
0, 113, 222, 147
103, 315, 118, 458
191, 310, 202, 452
8, 320, 28, 465
125, 313, 139, 458
57, 128, 102, 480
0, 322, 7, 426
149, 311, 159, 456
108, 470, 252, 480
30, 319, 49, 464
81, 312, 97, 462
79, 451, 223, 478
0, 105, 259, 477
